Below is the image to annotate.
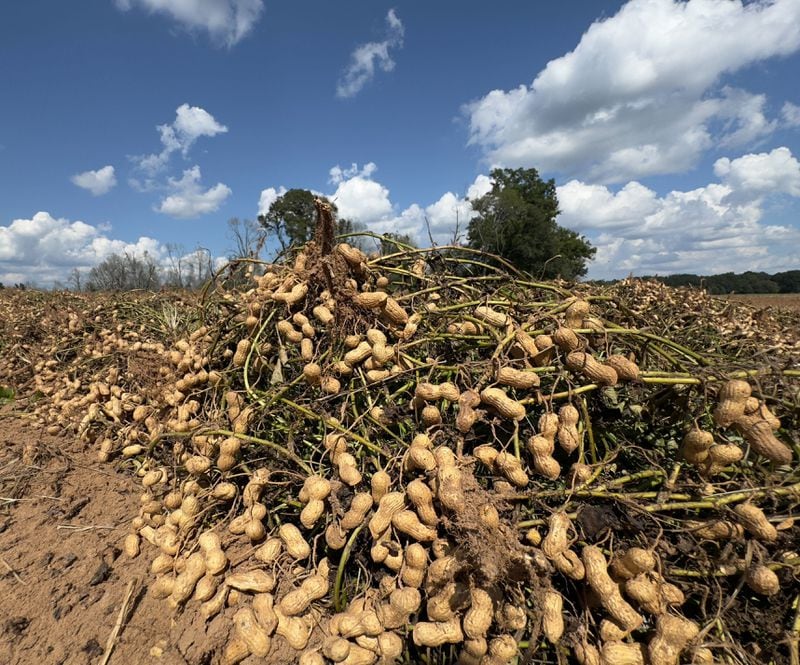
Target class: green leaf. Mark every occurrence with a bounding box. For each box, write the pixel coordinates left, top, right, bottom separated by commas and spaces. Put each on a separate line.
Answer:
0, 386, 15, 404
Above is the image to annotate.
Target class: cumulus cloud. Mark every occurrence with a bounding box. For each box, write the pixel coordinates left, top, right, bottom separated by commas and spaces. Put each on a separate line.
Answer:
557, 147, 800, 278
0, 212, 163, 286
336, 9, 404, 98
114, 0, 264, 47
465, 0, 800, 182
257, 186, 288, 216
713, 146, 800, 196
156, 165, 232, 218
71, 165, 117, 196
467, 174, 493, 201
329, 167, 394, 224
133, 103, 228, 179
325, 163, 490, 245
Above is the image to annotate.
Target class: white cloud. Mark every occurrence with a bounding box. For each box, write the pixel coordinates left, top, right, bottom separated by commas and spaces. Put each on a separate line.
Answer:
321, 163, 491, 246
715, 87, 777, 147
329, 162, 378, 185
336, 9, 404, 98
781, 101, 800, 127
556, 180, 660, 231
257, 165, 492, 247
558, 147, 800, 278
465, 0, 800, 182
71, 165, 117, 196
133, 103, 227, 180
713, 146, 800, 196
257, 186, 288, 216
172, 103, 229, 152
467, 174, 492, 201
156, 165, 232, 218
115, 0, 264, 47
329, 166, 394, 223
0, 212, 163, 286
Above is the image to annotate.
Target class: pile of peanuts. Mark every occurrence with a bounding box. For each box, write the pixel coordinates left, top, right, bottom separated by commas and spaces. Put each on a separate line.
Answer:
2, 240, 797, 665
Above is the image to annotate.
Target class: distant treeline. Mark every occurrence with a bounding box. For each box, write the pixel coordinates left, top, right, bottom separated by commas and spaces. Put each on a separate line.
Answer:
593, 270, 800, 294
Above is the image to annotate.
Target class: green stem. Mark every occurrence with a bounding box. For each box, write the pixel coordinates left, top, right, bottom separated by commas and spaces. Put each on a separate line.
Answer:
580, 397, 597, 465
160, 428, 313, 474
243, 309, 276, 398
334, 523, 365, 612
280, 398, 387, 457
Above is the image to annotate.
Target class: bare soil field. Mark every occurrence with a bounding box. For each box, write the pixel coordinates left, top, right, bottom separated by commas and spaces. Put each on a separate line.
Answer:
718, 293, 800, 312
0, 409, 228, 665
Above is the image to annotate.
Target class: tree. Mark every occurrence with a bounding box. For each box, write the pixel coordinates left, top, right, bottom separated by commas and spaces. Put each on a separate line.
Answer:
258, 189, 336, 250
227, 217, 265, 260
258, 189, 365, 252
68, 268, 83, 292
378, 232, 416, 256
162, 244, 214, 289
466, 168, 595, 280
86, 252, 161, 291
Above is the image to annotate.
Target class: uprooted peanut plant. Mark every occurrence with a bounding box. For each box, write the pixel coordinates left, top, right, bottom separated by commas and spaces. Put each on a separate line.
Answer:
1, 202, 799, 665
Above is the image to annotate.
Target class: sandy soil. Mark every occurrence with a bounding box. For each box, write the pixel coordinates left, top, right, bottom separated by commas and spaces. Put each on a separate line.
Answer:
0, 410, 229, 665
717, 293, 800, 312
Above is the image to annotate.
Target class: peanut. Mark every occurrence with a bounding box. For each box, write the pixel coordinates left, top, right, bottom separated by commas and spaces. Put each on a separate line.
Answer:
566, 352, 618, 386
226, 569, 275, 593
745, 564, 780, 596
412, 617, 464, 647
341, 492, 374, 530
480, 387, 526, 421
462, 588, 494, 639
279, 561, 330, 615
406, 479, 438, 526
553, 326, 581, 351
605, 354, 639, 381
279, 523, 312, 559
542, 589, 564, 643
648, 614, 699, 665
474, 306, 509, 327
734, 503, 777, 542
233, 607, 271, 657
496, 366, 540, 389
557, 404, 581, 454
582, 545, 643, 633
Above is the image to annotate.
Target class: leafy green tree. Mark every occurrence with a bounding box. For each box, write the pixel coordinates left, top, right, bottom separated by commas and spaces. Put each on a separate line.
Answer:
467, 168, 595, 280
259, 189, 355, 251
258, 189, 319, 250
772, 270, 800, 294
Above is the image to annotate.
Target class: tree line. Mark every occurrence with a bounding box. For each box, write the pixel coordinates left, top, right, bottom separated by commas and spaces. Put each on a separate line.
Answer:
630, 271, 800, 294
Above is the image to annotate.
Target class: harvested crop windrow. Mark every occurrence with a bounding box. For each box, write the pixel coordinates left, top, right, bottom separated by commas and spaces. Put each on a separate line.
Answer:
1, 203, 799, 665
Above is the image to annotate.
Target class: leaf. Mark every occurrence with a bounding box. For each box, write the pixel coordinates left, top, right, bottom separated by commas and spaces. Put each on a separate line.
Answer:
0, 385, 14, 404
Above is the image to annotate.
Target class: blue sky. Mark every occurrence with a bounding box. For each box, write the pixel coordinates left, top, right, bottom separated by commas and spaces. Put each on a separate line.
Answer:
1, 0, 800, 286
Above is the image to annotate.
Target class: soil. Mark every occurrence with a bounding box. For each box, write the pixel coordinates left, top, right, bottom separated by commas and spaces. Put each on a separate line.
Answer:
717, 293, 800, 312
0, 410, 229, 665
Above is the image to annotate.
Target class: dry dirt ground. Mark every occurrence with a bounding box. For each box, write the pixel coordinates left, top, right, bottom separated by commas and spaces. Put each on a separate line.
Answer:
717, 293, 800, 312
0, 409, 229, 665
